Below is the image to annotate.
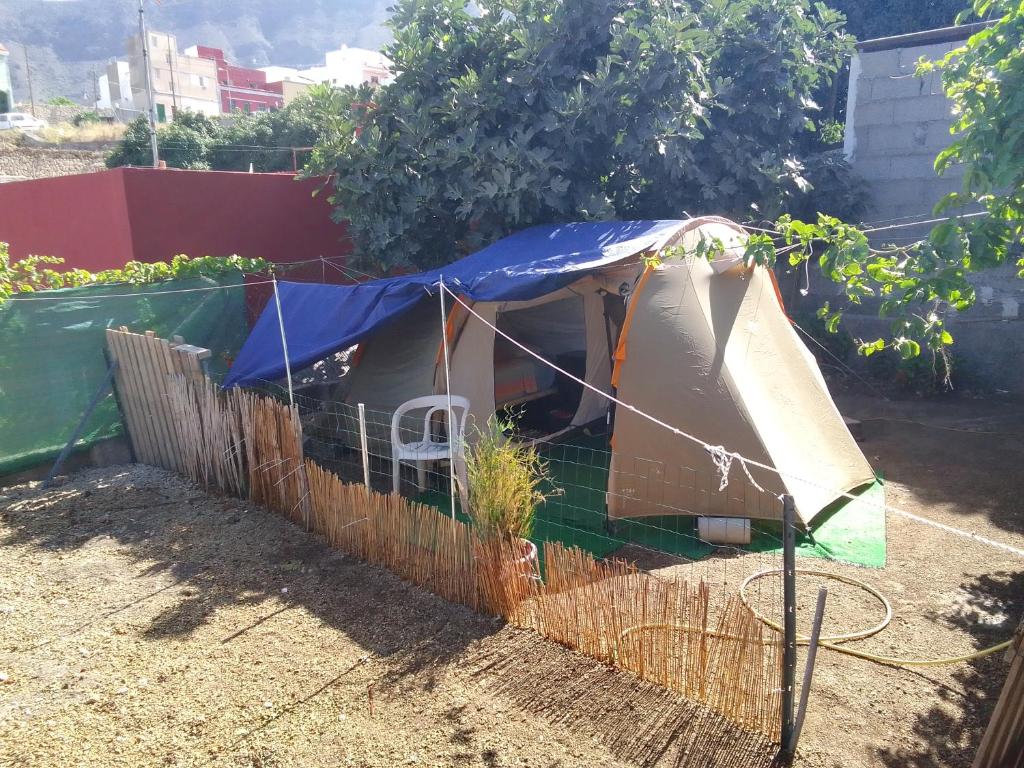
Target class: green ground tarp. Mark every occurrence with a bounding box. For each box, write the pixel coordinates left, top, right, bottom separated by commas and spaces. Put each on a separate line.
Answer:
0, 275, 248, 477
419, 431, 887, 568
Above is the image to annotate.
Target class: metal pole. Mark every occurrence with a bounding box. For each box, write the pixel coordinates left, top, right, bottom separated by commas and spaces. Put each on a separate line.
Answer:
138, 0, 160, 167
781, 494, 798, 754
438, 279, 458, 519
43, 360, 118, 488
22, 44, 35, 117
790, 586, 828, 755
357, 403, 371, 491
271, 276, 295, 408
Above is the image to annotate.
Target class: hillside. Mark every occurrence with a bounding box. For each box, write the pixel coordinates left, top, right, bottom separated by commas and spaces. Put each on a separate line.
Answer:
0, 0, 392, 103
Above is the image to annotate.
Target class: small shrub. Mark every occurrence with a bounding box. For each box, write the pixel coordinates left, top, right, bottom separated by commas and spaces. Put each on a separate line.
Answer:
465, 413, 558, 541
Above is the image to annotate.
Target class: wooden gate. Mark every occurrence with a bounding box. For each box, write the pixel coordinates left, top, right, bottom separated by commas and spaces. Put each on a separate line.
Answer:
105, 327, 209, 471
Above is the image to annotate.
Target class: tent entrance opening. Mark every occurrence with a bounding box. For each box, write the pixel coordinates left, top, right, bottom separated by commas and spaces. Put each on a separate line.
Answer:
493, 295, 586, 437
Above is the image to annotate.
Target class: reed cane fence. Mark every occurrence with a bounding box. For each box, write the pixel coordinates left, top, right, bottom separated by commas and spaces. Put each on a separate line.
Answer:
108, 329, 783, 742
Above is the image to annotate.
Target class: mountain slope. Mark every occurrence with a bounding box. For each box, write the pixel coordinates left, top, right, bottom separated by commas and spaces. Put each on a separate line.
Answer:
0, 0, 392, 103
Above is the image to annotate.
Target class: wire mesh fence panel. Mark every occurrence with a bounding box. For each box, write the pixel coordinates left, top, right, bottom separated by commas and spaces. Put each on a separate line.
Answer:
0, 276, 248, 477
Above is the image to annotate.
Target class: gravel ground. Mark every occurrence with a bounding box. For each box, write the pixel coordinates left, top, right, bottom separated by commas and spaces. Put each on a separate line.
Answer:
1, 394, 1022, 768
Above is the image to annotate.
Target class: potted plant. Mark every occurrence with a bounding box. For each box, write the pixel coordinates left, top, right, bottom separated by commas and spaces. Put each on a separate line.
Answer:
464, 412, 558, 570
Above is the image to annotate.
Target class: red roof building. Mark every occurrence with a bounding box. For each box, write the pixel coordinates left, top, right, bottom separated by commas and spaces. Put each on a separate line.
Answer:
187, 45, 284, 113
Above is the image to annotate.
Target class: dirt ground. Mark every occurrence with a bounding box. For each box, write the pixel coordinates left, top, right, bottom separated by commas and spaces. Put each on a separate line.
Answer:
1, 393, 1023, 768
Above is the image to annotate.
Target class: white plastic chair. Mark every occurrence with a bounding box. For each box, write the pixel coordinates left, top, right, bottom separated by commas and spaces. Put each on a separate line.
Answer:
390, 395, 470, 497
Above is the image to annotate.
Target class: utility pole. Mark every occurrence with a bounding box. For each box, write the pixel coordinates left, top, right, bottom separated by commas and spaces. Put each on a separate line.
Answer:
22, 44, 35, 117
138, 0, 160, 167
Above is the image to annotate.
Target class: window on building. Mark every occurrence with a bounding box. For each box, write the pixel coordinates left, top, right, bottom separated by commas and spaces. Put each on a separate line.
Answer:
243, 102, 251, 113
156, 103, 166, 123
199, 76, 207, 89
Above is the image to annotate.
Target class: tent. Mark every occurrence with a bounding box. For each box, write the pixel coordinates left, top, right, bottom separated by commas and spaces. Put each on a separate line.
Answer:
226, 217, 874, 525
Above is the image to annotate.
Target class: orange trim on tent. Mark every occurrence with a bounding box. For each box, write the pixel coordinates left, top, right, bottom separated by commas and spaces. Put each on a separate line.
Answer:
349, 343, 365, 368
768, 268, 788, 316
611, 265, 654, 389
434, 295, 473, 370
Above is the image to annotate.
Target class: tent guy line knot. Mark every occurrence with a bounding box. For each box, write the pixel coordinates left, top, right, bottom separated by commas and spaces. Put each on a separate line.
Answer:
705, 445, 771, 496
706, 445, 733, 491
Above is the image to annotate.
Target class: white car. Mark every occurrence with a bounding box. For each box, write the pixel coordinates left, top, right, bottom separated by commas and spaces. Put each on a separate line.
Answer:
0, 112, 49, 131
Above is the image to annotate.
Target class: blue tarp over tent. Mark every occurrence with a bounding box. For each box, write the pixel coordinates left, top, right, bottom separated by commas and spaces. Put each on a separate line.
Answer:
224, 220, 685, 387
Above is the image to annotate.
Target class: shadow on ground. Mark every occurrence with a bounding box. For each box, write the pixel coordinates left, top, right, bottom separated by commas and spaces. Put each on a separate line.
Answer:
877, 569, 1023, 768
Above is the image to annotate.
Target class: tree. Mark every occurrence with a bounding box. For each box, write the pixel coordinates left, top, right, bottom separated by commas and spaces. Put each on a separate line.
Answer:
105, 91, 339, 172
317, 0, 858, 272
747, 0, 1024, 371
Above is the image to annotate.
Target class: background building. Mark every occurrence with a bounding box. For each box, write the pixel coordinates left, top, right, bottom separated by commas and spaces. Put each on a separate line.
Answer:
127, 31, 219, 122
186, 46, 284, 113
260, 45, 392, 100
0, 44, 12, 113
95, 60, 135, 117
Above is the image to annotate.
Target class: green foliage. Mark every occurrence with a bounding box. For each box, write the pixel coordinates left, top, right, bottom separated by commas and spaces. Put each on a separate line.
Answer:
106, 89, 343, 172
46, 96, 76, 106
157, 110, 220, 170
465, 412, 558, 540
71, 111, 104, 126
0, 242, 269, 305
105, 116, 155, 167
0, 91, 10, 114
316, 0, 857, 272
757, 1, 1024, 365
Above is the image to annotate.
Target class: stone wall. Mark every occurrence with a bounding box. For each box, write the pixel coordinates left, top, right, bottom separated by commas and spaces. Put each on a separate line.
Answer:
831, 25, 1024, 393
0, 141, 106, 180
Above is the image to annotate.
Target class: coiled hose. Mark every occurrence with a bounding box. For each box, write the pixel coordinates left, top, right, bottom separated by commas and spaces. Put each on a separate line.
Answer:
616, 569, 1012, 667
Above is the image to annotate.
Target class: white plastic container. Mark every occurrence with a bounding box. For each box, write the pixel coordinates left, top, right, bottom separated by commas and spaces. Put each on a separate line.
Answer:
697, 516, 751, 545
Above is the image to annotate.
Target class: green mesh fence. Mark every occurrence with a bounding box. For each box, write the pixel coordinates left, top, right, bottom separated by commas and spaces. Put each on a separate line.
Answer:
0, 275, 249, 477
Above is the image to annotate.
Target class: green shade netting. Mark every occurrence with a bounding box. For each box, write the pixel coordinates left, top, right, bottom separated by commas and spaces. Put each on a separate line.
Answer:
419, 432, 886, 568
0, 275, 248, 476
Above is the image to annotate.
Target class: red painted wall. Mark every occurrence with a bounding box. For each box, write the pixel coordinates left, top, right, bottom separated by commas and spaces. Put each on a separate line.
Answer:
0, 170, 135, 268
0, 167, 355, 322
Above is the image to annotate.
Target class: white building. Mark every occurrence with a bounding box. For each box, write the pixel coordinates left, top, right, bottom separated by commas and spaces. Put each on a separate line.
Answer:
95, 60, 135, 116
261, 45, 393, 98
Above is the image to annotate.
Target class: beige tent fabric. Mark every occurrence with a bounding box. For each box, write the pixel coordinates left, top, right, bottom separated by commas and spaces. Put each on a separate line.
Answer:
608, 221, 874, 525
572, 285, 615, 427
342, 297, 444, 454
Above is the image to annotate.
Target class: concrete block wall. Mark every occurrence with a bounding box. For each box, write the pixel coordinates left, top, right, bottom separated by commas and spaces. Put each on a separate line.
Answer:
845, 39, 962, 241
824, 26, 1024, 393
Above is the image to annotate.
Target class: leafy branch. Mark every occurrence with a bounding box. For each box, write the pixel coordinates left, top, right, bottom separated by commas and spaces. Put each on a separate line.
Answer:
0, 243, 270, 305
739, 0, 1023, 379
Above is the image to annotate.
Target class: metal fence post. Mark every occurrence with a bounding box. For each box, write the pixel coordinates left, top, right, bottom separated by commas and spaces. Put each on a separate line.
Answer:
781, 493, 798, 754
357, 403, 371, 491
791, 585, 828, 754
